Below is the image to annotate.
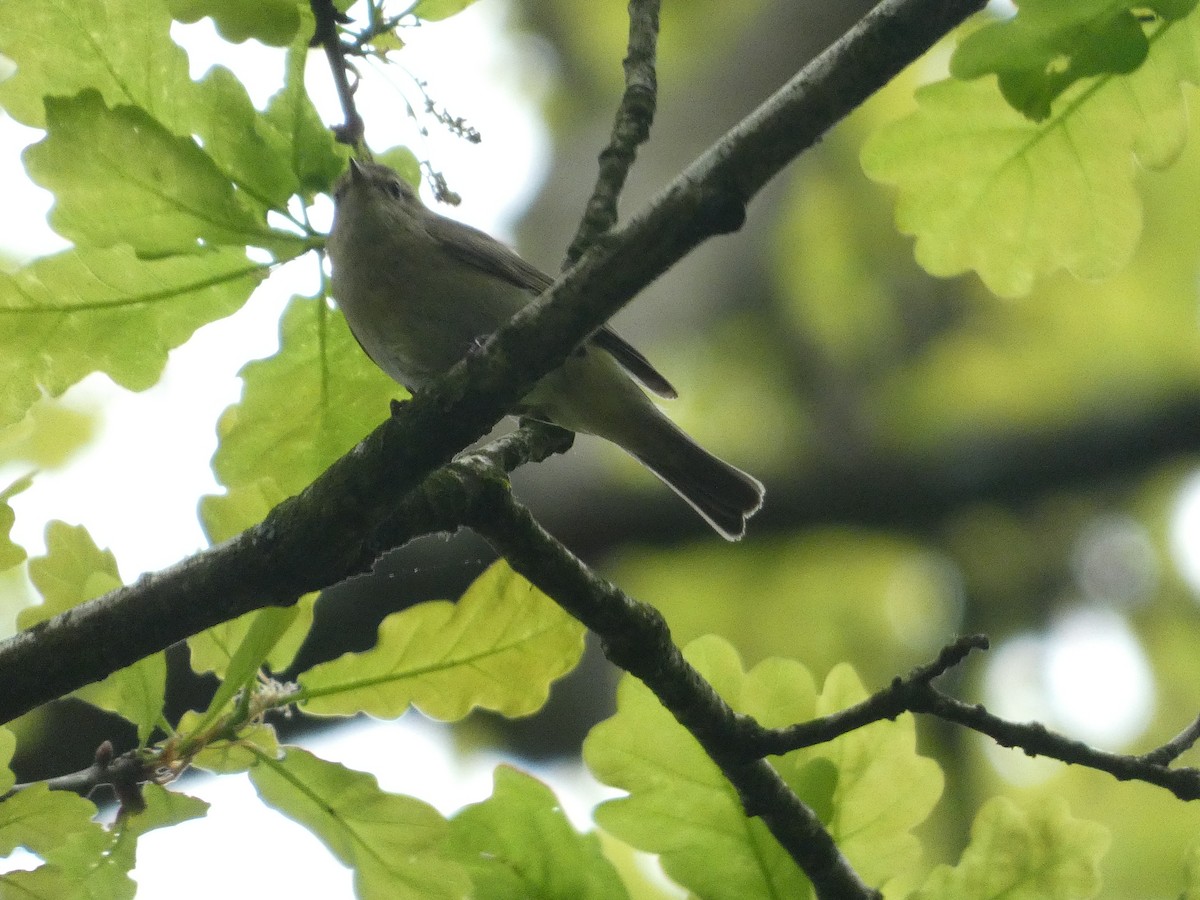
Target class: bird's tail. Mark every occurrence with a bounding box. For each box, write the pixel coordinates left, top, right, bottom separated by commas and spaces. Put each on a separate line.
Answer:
623, 409, 765, 541
529, 353, 765, 539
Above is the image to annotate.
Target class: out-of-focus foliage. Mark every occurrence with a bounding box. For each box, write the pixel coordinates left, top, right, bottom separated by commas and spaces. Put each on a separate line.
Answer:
612, 533, 962, 686
0, 476, 31, 574
912, 796, 1109, 899
952, 0, 1199, 121
865, 8, 1200, 297
168, 0, 305, 46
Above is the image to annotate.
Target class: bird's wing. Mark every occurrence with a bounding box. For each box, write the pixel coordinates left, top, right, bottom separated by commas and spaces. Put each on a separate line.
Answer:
589, 328, 677, 398
427, 216, 677, 399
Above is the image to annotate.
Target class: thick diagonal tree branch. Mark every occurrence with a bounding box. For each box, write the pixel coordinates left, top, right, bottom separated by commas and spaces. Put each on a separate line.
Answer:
0, 0, 986, 725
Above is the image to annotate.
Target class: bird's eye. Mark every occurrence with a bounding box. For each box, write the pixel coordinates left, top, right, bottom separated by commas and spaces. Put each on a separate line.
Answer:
387, 180, 405, 200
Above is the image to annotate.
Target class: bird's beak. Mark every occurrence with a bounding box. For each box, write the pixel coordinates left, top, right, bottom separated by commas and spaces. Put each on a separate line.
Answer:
349, 157, 368, 183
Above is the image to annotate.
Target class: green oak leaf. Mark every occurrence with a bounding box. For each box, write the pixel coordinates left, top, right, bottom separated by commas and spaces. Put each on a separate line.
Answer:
863, 10, 1200, 297
73, 649, 167, 747
0, 245, 267, 429
412, 0, 481, 22
195, 605, 300, 727
0, 0, 336, 220
0, 474, 32, 573
0, 727, 15, 794
187, 594, 316, 680
186, 718, 280, 774
26, 91, 285, 257
0, 783, 100, 861
263, 25, 349, 199
952, 0, 1198, 121
912, 796, 1110, 900
188, 8, 345, 206
21, 522, 120, 628
0, 784, 207, 900
0, 0, 191, 130
119, 783, 209, 837
22, 523, 165, 744
201, 294, 400, 542
250, 748, 470, 900
192, 294, 394, 677
298, 560, 585, 720
50, 784, 207, 895
377, 146, 423, 188
190, 65, 301, 211
447, 766, 629, 900
584, 635, 942, 899
168, 0, 303, 46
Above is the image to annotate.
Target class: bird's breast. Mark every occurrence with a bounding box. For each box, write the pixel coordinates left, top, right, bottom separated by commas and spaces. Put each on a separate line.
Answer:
330, 234, 529, 390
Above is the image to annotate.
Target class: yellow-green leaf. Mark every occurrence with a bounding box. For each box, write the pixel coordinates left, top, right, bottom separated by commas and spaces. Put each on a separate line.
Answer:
187, 718, 280, 774
0, 0, 191, 130
26, 91, 278, 256
0, 245, 268, 428
412, 0, 480, 22
22, 523, 165, 742
0, 475, 32, 573
0, 784, 99, 859
201, 295, 399, 542
298, 560, 585, 720
168, 0, 303, 46
250, 748, 470, 900
447, 766, 629, 900
584, 635, 942, 899
862, 12, 1200, 296
912, 797, 1110, 900
187, 594, 316, 679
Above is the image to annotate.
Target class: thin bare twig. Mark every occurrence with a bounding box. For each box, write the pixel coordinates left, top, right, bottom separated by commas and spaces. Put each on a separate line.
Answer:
310, 0, 365, 146
748, 634, 989, 755
1140, 714, 1200, 767
910, 689, 1200, 801
566, 0, 661, 265
4, 742, 151, 815
749, 634, 1200, 803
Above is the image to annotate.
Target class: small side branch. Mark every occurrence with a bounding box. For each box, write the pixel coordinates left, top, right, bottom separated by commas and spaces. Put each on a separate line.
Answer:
310, 0, 364, 146
4, 741, 151, 816
749, 634, 989, 754
749, 635, 1200, 803
565, 0, 662, 264
911, 690, 1200, 801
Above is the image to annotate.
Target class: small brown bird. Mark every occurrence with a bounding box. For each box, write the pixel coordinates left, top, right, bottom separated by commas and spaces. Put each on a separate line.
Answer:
326, 160, 764, 539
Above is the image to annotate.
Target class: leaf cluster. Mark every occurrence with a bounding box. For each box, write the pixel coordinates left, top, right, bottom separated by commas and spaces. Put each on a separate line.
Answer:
863, 0, 1200, 296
